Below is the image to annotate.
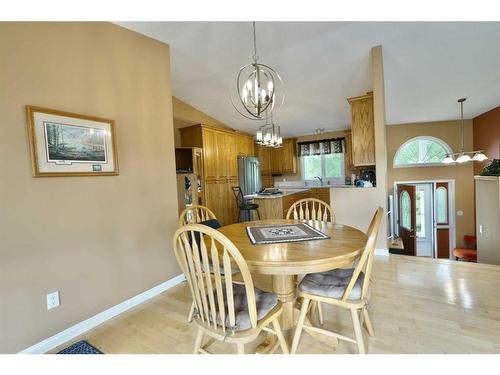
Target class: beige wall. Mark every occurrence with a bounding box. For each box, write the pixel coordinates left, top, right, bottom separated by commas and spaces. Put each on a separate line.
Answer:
386, 120, 475, 248
0, 22, 179, 352
172, 97, 231, 147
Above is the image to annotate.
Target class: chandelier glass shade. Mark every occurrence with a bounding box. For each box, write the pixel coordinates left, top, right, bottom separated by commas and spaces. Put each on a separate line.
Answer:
232, 22, 284, 121
442, 98, 488, 164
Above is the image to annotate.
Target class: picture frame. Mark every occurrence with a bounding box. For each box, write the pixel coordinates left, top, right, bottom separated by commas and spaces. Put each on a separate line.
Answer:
26, 106, 119, 177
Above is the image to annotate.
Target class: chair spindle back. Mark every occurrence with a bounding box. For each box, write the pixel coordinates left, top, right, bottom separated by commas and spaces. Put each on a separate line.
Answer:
173, 224, 257, 333
179, 205, 217, 227
341, 207, 384, 301
286, 198, 335, 223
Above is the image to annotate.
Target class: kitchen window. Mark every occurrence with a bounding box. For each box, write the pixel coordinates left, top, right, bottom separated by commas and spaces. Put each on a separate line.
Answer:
299, 138, 345, 184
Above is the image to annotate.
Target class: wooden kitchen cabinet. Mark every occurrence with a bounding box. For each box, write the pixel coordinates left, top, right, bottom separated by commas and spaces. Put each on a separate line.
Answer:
281, 139, 297, 174
179, 124, 255, 225
347, 92, 375, 167
309, 187, 330, 205
270, 138, 297, 174
255, 144, 272, 175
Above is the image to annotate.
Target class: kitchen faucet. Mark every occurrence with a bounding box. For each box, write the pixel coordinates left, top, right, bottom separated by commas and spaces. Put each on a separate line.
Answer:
314, 176, 323, 186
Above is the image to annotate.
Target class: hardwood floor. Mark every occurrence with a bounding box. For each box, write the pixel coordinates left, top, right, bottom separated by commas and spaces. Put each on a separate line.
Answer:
52, 255, 500, 354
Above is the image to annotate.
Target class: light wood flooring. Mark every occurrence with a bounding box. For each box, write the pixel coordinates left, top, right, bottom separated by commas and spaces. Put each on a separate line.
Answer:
52, 255, 500, 354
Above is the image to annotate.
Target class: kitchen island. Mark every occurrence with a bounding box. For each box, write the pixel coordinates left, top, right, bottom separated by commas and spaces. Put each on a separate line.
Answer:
250, 188, 330, 219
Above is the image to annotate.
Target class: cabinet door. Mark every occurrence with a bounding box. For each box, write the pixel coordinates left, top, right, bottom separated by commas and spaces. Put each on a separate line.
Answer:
281, 139, 297, 174
214, 131, 228, 179
271, 147, 282, 174
350, 96, 375, 166
246, 137, 255, 156
256, 144, 272, 175
202, 129, 217, 180
204, 179, 223, 222
226, 133, 238, 180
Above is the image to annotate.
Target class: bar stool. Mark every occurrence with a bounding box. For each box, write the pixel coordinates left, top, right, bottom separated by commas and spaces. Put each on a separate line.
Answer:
232, 186, 261, 222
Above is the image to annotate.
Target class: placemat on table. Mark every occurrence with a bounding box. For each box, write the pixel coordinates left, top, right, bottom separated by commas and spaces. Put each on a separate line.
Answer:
246, 222, 329, 245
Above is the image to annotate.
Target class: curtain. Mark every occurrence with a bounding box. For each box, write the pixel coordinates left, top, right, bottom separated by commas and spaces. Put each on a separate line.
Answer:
298, 137, 345, 156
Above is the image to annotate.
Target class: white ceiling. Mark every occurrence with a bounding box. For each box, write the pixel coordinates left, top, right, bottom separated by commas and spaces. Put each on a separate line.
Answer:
118, 22, 500, 137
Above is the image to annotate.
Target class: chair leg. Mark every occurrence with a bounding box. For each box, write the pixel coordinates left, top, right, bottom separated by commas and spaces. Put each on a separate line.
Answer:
317, 301, 324, 326
350, 308, 366, 354
187, 302, 195, 322
193, 328, 204, 354
291, 298, 310, 354
272, 318, 289, 354
236, 343, 245, 354
256, 208, 261, 220
309, 300, 317, 319
362, 307, 375, 337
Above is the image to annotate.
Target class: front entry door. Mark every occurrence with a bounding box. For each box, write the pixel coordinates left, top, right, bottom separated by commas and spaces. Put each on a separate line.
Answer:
397, 184, 417, 256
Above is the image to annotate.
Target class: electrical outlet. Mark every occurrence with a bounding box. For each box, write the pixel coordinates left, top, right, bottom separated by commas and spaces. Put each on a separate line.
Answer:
47, 291, 60, 310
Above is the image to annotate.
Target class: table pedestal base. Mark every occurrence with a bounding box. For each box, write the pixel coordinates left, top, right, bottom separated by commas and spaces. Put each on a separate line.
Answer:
256, 275, 338, 354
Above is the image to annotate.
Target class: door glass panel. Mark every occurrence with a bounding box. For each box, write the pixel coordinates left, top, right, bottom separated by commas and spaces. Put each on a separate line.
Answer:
416, 190, 425, 238
400, 190, 411, 230
436, 187, 448, 224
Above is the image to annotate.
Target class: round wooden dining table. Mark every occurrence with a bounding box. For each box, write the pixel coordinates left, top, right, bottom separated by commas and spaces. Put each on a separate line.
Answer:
218, 219, 367, 352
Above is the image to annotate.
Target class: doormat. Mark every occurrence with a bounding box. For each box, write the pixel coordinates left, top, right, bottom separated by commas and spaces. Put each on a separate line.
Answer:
246, 223, 329, 244
57, 340, 103, 354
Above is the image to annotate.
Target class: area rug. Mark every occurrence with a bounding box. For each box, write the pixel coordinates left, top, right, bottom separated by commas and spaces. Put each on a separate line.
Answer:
57, 340, 103, 354
246, 223, 329, 245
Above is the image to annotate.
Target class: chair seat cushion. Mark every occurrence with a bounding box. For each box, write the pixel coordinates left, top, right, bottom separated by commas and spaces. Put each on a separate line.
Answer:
299, 268, 365, 300
209, 283, 277, 331
453, 248, 477, 261
200, 219, 221, 229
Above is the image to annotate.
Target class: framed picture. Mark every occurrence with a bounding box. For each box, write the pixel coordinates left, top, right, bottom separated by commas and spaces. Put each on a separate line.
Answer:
26, 106, 119, 177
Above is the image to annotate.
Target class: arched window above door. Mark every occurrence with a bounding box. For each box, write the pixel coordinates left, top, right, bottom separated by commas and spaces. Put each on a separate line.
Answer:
393, 136, 452, 167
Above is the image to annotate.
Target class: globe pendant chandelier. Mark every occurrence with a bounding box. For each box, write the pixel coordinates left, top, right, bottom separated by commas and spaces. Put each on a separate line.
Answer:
442, 98, 488, 164
231, 22, 284, 121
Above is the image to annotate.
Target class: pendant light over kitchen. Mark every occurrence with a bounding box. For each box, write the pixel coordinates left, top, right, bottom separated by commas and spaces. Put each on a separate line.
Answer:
442, 98, 488, 164
232, 22, 284, 121
255, 111, 283, 148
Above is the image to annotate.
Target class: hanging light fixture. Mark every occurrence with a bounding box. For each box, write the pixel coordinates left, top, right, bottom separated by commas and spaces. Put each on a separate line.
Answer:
255, 112, 283, 148
442, 98, 488, 164
231, 22, 284, 121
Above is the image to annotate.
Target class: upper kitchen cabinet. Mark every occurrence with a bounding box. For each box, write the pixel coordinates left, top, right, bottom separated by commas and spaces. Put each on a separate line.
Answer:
237, 134, 255, 157
255, 144, 272, 175
347, 92, 375, 166
271, 138, 297, 174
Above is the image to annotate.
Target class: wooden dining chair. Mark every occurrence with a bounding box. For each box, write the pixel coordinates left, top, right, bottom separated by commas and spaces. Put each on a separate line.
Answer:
179, 204, 221, 322
173, 224, 289, 354
286, 197, 335, 323
179, 204, 218, 227
291, 207, 384, 354
286, 198, 336, 223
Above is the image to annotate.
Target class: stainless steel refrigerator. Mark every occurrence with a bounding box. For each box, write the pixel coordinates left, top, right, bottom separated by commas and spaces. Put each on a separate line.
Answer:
238, 156, 262, 196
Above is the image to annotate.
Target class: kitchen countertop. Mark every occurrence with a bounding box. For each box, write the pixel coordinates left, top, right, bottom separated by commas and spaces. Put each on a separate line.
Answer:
276, 184, 356, 189
246, 188, 310, 199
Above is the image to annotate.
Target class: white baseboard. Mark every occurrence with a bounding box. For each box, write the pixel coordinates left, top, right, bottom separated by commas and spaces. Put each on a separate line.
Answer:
375, 248, 389, 256
19, 273, 186, 354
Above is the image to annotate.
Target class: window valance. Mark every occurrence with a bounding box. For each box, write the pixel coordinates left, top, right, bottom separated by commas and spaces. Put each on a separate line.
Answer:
298, 137, 345, 156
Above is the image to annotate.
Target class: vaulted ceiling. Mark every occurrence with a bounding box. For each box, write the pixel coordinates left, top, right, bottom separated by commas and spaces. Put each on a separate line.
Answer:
118, 22, 500, 137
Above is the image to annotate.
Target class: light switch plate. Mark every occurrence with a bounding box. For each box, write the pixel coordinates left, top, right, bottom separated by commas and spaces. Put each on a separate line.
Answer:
47, 291, 60, 310
457, 210, 463, 216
